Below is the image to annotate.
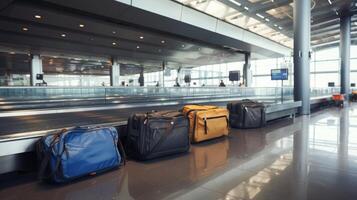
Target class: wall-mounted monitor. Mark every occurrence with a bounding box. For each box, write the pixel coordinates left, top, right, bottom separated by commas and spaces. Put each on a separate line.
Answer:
184, 74, 191, 83
229, 71, 240, 81
36, 74, 43, 80
328, 82, 335, 87
271, 69, 288, 80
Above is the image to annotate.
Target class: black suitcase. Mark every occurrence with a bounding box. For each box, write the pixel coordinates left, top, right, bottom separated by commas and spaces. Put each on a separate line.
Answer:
227, 100, 266, 129
126, 110, 190, 160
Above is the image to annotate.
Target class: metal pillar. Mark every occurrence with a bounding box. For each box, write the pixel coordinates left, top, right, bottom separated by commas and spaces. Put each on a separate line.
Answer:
243, 52, 252, 87
293, 0, 311, 115
30, 54, 43, 86
340, 15, 351, 99
110, 58, 120, 86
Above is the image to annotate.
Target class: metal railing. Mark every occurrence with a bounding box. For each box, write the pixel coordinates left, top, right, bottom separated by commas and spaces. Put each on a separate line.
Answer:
0, 86, 340, 102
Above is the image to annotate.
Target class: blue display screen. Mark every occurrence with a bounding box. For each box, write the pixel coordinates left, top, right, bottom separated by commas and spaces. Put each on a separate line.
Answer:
271, 69, 288, 80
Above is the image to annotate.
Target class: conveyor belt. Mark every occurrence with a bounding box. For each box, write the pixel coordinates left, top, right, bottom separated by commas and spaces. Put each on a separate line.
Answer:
0, 104, 191, 136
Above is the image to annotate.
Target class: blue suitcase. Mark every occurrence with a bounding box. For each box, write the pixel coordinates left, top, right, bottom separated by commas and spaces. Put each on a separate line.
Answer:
37, 126, 125, 183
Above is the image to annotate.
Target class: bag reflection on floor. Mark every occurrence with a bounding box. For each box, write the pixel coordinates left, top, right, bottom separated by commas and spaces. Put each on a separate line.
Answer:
126, 138, 230, 199
190, 138, 229, 179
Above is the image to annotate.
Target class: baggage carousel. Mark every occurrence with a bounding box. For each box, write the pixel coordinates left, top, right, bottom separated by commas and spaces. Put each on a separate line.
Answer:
0, 95, 334, 174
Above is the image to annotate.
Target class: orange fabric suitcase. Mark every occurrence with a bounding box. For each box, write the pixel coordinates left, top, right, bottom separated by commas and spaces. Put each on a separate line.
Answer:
332, 94, 344, 101
182, 105, 229, 143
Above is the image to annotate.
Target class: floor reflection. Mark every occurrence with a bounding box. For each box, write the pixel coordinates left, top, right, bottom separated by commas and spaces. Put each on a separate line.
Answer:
3, 104, 357, 199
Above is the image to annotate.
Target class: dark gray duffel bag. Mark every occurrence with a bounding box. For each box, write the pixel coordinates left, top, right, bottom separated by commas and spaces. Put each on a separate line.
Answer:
126, 110, 190, 160
227, 99, 266, 129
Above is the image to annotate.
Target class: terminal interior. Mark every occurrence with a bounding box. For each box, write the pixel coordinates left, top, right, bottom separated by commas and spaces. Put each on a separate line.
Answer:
0, 0, 357, 199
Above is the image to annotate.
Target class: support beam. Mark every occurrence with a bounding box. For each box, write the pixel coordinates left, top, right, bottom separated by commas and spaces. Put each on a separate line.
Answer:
243, 52, 252, 87
30, 54, 43, 86
293, 0, 311, 115
110, 58, 120, 86
340, 15, 351, 99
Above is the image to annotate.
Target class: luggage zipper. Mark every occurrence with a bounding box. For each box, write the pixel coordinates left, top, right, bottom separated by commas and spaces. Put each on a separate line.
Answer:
203, 115, 228, 135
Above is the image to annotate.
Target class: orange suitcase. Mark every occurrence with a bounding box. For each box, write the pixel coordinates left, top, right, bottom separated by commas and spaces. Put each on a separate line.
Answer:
182, 105, 229, 143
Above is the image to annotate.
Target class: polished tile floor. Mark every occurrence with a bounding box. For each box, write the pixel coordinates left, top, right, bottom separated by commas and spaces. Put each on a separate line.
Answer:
2, 104, 357, 200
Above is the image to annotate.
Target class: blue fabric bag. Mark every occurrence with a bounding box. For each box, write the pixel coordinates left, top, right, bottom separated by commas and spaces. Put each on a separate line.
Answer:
37, 126, 125, 183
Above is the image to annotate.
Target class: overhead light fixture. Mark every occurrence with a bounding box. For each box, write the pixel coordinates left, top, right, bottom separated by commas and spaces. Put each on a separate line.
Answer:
112, 42, 117, 46
161, 40, 165, 44
274, 24, 278, 27
34, 15, 42, 19
136, 46, 140, 49
182, 44, 185, 48
278, 26, 283, 30
22, 27, 29, 31
335, 11, 339, 15
61, 33, 66, 37
327, 0, 332, 5
265, 18, 270, 22
228, 0, 241, 6
139, 36, 144, 39
112, 31, 116, 34
244, 6, 249, 10
9, 52, 15, 54
79, 24, 85, 28
256, 13, 265, 19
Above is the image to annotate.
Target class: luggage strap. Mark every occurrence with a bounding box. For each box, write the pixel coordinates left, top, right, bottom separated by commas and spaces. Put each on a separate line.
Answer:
38, 129, 67, 181
117, 139, 127, 165
148, 118, 177, 154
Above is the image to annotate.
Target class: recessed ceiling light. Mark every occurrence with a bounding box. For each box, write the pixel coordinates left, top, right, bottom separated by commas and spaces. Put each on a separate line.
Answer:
278, 26, 283, 30
139, 36, 144, 39
256, 13, 265, 19
327, 0, 332, 5
274, 24, 278, 27
22, 27, 29, 31
112, 42, 117, 46
112, 31, 116, 34
9, 52, 15, 54
228, 0, 241, 6
61, 33, 66, 37
265, 18, 270, 22
136, 46, 140, 49
161, 40, 165, 44
79, 24, 85, 28
182, 44, 185, 48
34, 15, 42, 19
244, 6, 249, 10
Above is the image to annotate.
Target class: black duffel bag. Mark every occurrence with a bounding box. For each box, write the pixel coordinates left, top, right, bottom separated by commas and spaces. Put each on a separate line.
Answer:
227, 99, 266, 129
126, 110, 190, 160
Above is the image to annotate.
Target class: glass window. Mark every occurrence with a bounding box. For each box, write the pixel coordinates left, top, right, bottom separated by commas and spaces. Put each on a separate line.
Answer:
0, 52, 31, 86
315, 47, 339, 61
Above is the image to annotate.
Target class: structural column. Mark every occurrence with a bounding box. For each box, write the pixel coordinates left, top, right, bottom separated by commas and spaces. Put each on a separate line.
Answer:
30, 54, 43, 86
243, 52, 252, 87
110, 58, 120, 86
293, 0, 311, 115
340, 15, 351, 99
